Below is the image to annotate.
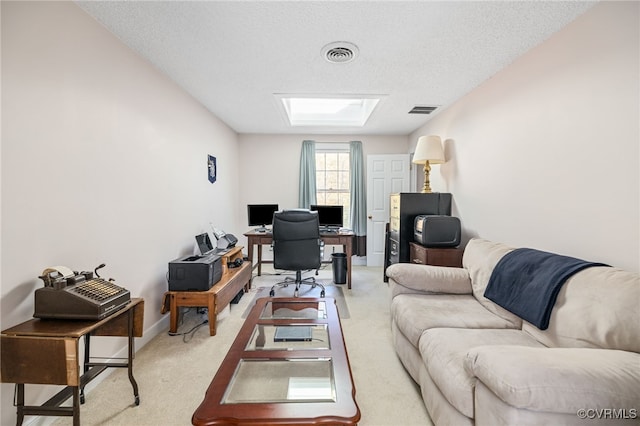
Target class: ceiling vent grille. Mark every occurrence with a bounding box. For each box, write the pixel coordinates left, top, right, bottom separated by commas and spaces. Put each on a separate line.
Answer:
409, 106, 438, 114
322, 42, 359, 64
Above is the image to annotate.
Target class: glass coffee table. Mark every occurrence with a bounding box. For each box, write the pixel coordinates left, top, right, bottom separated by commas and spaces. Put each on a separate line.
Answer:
191, 297, 360, 425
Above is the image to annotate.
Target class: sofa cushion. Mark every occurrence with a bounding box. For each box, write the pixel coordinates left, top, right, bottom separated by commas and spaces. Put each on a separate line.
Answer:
419, 365, 474, 426
386, 263, 473, 298
391, 294, 518, 348
420, 328, 543, 418
391, 320, 425, 383
522, 266, 640, 353
465, 346, 640, 414
462, 238, 522, 327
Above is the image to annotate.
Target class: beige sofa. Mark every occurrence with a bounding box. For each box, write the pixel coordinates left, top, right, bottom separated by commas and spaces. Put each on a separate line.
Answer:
387, 238, 640, 425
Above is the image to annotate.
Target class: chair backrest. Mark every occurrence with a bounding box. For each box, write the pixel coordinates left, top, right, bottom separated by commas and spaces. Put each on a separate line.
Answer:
272, 209, 321, 271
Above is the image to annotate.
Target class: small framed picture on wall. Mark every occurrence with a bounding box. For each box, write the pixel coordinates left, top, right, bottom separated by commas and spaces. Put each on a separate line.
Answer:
208, 155, 217, 183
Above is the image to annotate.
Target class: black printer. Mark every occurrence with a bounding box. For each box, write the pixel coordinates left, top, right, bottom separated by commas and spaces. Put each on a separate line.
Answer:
168, 253, 222, 291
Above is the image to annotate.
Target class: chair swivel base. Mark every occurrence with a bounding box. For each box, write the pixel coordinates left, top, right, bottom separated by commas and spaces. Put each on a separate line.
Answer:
269, 271, 325, 298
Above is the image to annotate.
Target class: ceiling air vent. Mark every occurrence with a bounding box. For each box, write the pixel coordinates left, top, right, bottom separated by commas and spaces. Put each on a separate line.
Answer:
409, 106, 438, 114
322, 42, 359, 64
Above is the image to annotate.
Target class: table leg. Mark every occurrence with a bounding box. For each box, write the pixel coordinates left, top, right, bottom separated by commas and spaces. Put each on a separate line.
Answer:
345, 239, 353, 289
127, 309, 140, 405
257, 244, 263, 276
80, 334, 90, 403
207, 294, 217, 336
169, 294, 178, 333
16, 384, 24, 426
72, 386, 80, 426
247, 239, 254, 274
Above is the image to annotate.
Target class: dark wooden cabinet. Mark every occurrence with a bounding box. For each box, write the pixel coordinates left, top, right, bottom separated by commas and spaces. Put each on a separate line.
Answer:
387, 192, 452, 267
409, 242, 463, 267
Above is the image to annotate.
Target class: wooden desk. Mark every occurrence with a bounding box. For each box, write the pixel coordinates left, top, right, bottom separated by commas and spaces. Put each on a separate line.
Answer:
0, 298, 144, 426
243, 230, 355, 289
161, 246, 252, 336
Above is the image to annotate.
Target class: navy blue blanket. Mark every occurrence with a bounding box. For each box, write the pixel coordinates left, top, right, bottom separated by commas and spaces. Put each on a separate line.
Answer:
484, 248, 607, 330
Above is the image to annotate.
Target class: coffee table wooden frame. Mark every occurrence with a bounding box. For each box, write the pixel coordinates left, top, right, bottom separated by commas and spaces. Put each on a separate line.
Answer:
191, 297, 360, 425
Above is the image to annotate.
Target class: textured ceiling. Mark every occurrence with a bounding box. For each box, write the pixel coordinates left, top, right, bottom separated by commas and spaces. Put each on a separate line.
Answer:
76, 1, 595, 136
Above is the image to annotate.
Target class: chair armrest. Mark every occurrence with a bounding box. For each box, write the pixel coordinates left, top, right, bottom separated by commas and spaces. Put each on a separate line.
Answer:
386, 263, 472, 297
465, 345, 640, 414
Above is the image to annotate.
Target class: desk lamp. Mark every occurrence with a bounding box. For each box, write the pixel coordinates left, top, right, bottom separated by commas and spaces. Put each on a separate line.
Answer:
412, 135, 445, 193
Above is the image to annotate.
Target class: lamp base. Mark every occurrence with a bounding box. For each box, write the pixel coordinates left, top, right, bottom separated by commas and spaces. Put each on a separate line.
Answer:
421, 161, 433, 193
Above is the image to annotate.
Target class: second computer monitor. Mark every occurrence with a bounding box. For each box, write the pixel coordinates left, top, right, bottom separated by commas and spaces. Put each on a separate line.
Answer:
247, 204, 279, 231
310, 205, 343, 230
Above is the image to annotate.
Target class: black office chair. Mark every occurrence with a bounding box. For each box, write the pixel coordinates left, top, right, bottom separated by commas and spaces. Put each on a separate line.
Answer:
269, 209, 326, 298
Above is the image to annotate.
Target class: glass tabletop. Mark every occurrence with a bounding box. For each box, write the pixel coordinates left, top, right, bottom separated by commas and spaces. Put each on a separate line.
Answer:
260, 300, 327, 320
246, 324, 330, 351
222, 358, 335, 404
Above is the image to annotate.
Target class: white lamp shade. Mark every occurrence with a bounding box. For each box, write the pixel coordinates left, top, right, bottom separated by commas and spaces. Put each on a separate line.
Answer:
413, 135, 445, 164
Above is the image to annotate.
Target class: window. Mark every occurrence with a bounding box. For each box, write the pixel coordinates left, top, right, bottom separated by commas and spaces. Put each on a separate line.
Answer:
276, 95, 381, 127
315, 150, 350, 228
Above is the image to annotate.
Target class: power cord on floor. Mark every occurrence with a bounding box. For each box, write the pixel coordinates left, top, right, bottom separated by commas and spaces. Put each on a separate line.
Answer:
167, 308, 209, 343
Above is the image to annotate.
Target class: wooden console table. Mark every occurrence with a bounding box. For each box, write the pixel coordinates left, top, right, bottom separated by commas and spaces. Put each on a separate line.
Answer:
0, 298, 144, 426
244, 230, 355, 289
161, 246, 251, 336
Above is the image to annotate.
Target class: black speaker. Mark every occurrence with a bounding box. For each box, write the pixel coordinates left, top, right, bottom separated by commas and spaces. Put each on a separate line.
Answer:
414, 215, 461, 247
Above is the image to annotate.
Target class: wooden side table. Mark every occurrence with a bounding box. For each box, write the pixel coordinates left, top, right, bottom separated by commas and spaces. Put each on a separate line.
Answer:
409, 242, 464, 267
161, 246, 251, 336
1, 298, 144, 426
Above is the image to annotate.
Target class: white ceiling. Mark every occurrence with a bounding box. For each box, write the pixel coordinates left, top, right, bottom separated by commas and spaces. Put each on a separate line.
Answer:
76, 1, 595, 136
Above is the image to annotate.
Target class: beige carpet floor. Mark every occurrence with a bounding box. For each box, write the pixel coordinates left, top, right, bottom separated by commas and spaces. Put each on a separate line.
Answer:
50, 265, 432, 426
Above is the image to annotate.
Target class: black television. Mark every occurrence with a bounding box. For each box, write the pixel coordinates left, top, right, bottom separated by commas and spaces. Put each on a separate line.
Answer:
247, 204, 279, 231
310, 205, 343, 229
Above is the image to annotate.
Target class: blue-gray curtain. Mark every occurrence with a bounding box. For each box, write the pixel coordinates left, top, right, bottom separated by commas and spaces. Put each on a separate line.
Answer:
298, 140, 317, 208
350, 141, 367, 256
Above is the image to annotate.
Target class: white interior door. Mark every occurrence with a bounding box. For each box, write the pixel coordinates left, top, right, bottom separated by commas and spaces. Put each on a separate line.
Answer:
366, 154, 410, 267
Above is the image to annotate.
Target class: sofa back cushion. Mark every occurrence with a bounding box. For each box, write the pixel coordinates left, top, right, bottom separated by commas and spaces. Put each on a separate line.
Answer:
523, 266, 640, 352
462, 238, 522, 327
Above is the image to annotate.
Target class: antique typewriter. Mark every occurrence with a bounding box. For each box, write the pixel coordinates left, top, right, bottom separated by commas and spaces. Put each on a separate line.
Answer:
34, 265, 131, 320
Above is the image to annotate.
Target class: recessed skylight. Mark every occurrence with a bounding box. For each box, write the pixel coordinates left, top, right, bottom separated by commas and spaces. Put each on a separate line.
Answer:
275, 95, 381, 127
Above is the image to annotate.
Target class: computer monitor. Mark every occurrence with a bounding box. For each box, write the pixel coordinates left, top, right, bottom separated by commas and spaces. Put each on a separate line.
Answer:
310, 205, 344, 230
247, 204, 279, 231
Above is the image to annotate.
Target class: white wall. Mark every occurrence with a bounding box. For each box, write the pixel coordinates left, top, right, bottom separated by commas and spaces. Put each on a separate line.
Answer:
236, 134, 409, 245
1, 2, 239, 421
410, 1, 639, 272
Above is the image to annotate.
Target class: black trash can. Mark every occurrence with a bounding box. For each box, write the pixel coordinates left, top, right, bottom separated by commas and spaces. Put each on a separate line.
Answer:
332, 253, 347, 284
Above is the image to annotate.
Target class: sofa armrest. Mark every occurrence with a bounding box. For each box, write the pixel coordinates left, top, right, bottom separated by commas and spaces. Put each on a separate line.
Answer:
386, 263, 472, 297
465, 345, 640, 415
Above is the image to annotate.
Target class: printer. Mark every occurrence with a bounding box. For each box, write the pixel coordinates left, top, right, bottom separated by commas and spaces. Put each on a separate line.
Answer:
168, 253, 222, 291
